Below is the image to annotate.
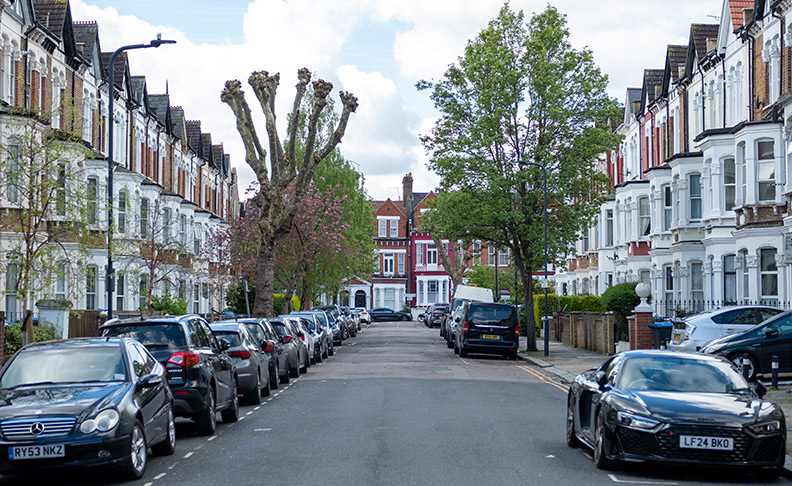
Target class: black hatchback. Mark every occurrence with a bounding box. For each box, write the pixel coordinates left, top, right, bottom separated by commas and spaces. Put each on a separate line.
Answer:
98, 315, 239, 436
452, 302, 518, 359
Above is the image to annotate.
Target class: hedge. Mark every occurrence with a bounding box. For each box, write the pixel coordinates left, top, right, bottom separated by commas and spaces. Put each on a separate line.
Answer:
273, 294, 301, 315
518, 294, 603, 336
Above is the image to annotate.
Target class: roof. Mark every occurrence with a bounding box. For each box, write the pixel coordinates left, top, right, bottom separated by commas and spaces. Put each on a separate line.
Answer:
32, 0, 69, 40
729, 0, 753, 31
642, 69, 664, 105
666, 45, 687, 84
171, 107, 186, 141
690, 24, 719, 61
148, 94, 170, 124
130, 76, 146, 105
185, 121, 202, 155
100, 51, 127, 88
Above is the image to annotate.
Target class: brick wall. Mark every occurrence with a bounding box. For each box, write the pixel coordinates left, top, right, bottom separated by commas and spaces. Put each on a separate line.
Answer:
628, 312, 653, 350
555, 312, 615, 354
754, 34, 767, 119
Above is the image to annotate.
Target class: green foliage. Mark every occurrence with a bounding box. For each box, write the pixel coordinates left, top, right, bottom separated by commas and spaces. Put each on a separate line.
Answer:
518, 294, 603, 336
226, 279, 254, 316
600, 282, 640, 324
150, 294, 188, 315
5, 323, 58, 356
273, 294, 301, 315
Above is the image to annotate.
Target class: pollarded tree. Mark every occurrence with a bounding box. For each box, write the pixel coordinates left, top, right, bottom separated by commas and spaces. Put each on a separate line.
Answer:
417, 5, 620, 350
221, 69, 358, 316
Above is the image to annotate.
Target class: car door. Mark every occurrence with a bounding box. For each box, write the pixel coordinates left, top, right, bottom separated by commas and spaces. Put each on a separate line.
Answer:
756, 313, 792, 373
128, 341, 165, 437
718, 308, 760, 337
196, 319, 234, 405
579, 356, 620, 444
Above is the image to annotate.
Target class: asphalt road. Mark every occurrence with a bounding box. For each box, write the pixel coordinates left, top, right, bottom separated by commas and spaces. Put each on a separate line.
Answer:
1, 320, 790, 485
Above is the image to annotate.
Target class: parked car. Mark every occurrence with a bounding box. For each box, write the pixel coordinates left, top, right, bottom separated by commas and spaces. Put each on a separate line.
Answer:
322, 311, 344, 345
566, 350, 785, 477
290, 312, 327, 363
452, 301, 519, 359
355, 308, 370, 324
318, 305, 356, 338
444, 305, 464, 349
701, 309, 792, 381
302, 309, 335, 357
425, 303, 449, 328
668, 306, 784, 352
440, 285, 493, 339
98, 315, 239, 436
370, 308, 412, 322
269, 318, 309, 380
219, 318, 287, 391
341, 306, 359, 332
284, 315, 319, 366
209, 322, 271, 404
0, 338, 176, 480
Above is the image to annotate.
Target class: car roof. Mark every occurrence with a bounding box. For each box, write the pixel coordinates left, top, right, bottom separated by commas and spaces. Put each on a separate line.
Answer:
209, 322, 246, 332
21, 337, 128, 350
617, 349, 724, 362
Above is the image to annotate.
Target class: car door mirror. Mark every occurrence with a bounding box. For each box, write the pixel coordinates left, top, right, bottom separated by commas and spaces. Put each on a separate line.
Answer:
594, 370, 608, 389
454, 316, 461, 323
765, 327, 779, 339
219, 338, 232, 351
754, 380, 767, 399
139, 373, 163, 388
261, 340, 274, 353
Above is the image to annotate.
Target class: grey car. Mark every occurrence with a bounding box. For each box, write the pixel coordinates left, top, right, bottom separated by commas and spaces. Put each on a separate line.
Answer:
216, 318, 286, 390
297, 310, 335, 357
319, 304, 356, 339
270, 318, 309, 379
210, 322, 271, 404
290, 312, 327, 363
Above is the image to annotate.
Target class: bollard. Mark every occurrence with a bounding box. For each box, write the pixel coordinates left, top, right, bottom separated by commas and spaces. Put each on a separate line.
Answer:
772, 355, 778, 388
742, 357, 751, 381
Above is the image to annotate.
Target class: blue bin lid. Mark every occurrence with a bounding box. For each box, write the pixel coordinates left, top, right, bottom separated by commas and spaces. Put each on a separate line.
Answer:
648, 321, 672, 328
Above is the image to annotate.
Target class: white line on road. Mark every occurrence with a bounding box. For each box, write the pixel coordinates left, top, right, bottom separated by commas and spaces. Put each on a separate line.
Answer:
183, 452, 194, 459
255, 428, 272, 432
459, 358, 469, 365
207, 436, 217, 441
168, 463, 178, 470
143, 483, 153, 486
607, 474, 678, 485
154, 473, 167, 480
254, 406, 261, 411
239, 416, 246, 421
246, 411, 254, 415
349, 342, 357, 346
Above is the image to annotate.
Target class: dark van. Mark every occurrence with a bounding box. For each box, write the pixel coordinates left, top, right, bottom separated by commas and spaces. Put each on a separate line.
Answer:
452, 302, 519, 359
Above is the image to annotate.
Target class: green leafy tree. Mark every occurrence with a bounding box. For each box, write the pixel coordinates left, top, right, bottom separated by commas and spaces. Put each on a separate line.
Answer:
417, 5, 620, 350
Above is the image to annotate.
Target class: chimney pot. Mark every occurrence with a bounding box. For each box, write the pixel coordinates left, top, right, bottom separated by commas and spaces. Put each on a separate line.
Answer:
706, 38, 717, 53
743, 8, 753, 26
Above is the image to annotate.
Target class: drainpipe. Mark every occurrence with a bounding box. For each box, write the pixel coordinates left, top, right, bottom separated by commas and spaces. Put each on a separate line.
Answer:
722, 58, 727, 127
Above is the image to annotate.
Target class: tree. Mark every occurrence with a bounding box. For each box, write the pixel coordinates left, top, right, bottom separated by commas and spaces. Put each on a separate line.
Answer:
221, 68, 358, 316
0, 117, 96, 344
417, 5, 620, 350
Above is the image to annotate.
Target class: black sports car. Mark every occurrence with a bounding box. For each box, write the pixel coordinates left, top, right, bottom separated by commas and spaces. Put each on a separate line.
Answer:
566, 350, 786, 477
369, 308, 411, 322
0, 338, 176, 481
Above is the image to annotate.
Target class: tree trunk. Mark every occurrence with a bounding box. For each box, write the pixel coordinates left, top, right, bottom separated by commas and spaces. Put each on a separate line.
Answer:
282, 270, 300, 313
432, 236, 467, 295
253, 239, 277, 317
523, 275, 537, 351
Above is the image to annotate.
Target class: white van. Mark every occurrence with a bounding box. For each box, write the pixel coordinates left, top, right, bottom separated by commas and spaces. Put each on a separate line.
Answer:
453, 284, 494, 304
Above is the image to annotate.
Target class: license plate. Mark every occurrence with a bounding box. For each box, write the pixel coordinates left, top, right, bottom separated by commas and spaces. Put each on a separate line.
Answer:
672, 332, 683, 342
481, 334, 499, 340
679, 435, 733, 450
9, 444, 65, 460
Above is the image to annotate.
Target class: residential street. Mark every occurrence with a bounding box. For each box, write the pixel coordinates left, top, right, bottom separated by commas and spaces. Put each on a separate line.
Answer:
2, 321, 789, 486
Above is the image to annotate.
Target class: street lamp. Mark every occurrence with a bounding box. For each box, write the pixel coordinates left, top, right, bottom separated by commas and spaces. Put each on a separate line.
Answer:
106, 34, 175, 319
519, 160, 549, 357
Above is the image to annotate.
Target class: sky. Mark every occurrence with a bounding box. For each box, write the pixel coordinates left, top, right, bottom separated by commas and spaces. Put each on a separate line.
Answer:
71, 0, 721, 201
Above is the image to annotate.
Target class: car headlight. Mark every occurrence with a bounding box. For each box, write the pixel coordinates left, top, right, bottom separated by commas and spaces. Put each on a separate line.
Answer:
747, 420, 782, 437
616, 411, 661, 430
80, 409, 120, 434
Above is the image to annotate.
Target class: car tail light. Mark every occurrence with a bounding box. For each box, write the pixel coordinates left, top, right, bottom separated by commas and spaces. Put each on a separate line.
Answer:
463, 321, 469, 333
263, 341, 274, 353
515, 326, 520, 337
228, 350, 251, 359
282, 335, 292, 344
168, 350, 201, 367
300, 334, 305, 340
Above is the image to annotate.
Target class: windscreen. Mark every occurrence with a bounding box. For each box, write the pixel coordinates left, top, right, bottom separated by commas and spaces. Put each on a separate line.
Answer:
100, 323, 187, 348
618, 356, 749, 393
212, 330, 242, 346
467, 304, 515, 325
0, 347, 127, 387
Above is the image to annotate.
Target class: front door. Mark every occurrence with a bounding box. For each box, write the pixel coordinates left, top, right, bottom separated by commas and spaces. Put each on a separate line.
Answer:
355, 291, 366, 308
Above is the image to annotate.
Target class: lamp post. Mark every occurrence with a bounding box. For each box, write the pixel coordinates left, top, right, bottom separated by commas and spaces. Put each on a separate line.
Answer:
519, 160, 549, 357
106, 34, 175, 319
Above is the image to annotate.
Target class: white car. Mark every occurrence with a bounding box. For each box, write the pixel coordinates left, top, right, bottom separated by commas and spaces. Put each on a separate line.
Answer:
355, 308, 370, 324
667, 305, 784, 352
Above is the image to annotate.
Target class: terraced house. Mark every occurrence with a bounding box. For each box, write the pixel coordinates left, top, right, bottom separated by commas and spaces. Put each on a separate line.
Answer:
0, 0, 239, 324
556, 0, 792, 316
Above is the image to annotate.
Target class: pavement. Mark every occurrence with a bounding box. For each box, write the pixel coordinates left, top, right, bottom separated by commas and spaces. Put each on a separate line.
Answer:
518, 340, 792, 477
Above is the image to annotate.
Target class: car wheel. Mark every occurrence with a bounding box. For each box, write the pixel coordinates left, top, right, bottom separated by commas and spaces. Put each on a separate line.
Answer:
322, 347, 329, 359
245, 373, 263, 405
281, 364, 291, 384
459, 347, 468, 358
152, 405, 176, 456
729, 353, 758, 381
221, 379, 240, 423
593, 412, 616, 470
566, 394, 582, 448
261, 373, 271, 397
194, 387, 217, 436
289, 360, 299, 378
401, 315, 409, 321
300, 353, 308, 373
270, 363, 279, 390
328, 345, 335, 356
119, 421, 147, 480
440, 326, 445, 337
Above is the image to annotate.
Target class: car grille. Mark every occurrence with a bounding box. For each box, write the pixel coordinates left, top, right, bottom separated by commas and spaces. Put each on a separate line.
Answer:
617, 427, 652, 456
1, 417, 76, 440
754, 435, 784, 462
655, 426, 751, 462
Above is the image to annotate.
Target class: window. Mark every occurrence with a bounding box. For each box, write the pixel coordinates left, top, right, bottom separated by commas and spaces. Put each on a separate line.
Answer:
757, 141, 775, 201
383, 253, 394, 275
418, 280, 424, 304
663, 186, 672, 231
193, 284, 200, 314
416, 243, 423, 265
162, 208, 171, 241
740, 250, 749, 303
139, 278, 148, 311
117, 189, 126, 233
83, 92, 92, 142
606, 210, 614, 246
582, 231, 589, 251
140, 198, 149, 238
51, 77, 61, 128
397, 253, 404, 275
639, 197, 650, 236
5, 263, 18, 321
389, 219, 398, 237
664, 265, 673, 315
24, 57, 31, 109
690, 262, 703, 312
723, 157, 735, 209
723, 255, 736, 303
428, 280, 438, 304
116, 273, 125, 311
488, 245, 496, 265
55, 162, 66, 216
760, 248, 778, 300
740, 143, 747, 203
473, 241, 481, 265
55, 262, 67, 300
86, 177, 98, 225
689, 174, 701, 220
427, 244, 437, 265
179, 214, 186, 245
6, 144, 19, 203
86, 266, 97, 310
498, 248, 509, 266
178, 279, 186, 301
640, 270, 650, 284
193, 224, 201, 254
378, 219, 387, 237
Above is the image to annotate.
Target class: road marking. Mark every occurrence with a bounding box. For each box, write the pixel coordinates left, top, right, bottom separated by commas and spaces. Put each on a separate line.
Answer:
207, 436, 217, 442
246, 411, 254, 416
168, 463, 178, 470
154, 473, 167, 480
255, 428, 272, 432
183, 452, 194, 459
459, 358, 469, 365
518, 365, 567, 392
143, 483, 153, 486
607, 475, 678, 485
349, 342, 357, 346
239, 416, 246, 421
254, 406, 261, 411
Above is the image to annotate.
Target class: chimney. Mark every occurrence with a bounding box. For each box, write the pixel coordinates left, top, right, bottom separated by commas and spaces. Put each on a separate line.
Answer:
632, 100, 641, 115
654, 83, 662, 98
706, 38, 717, 53
678, 64, 685, 80
402, 172, 413, 211
743, 8, 753, 26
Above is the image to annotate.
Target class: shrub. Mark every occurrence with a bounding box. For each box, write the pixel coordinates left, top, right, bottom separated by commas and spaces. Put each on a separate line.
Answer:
5, 323, 58, 357
273, 294, 300, 315
150, 294, 188, 315
600, 282, 643, 340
